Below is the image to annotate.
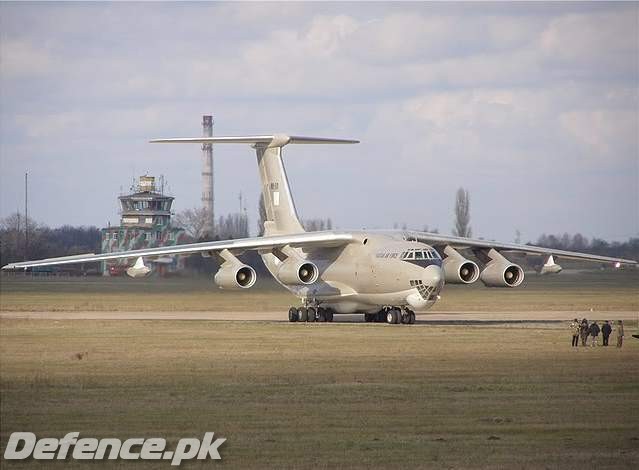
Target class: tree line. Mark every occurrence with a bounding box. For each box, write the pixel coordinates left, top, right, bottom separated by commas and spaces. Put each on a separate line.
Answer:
1, 213, 101, 266
533, 233, 639, 261
2, 190, 636, 270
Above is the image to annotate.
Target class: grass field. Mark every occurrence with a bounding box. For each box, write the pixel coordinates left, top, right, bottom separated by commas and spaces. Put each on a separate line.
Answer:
1, 269, 637, 312
1, 270, 637, 468
0, 320, 638, 469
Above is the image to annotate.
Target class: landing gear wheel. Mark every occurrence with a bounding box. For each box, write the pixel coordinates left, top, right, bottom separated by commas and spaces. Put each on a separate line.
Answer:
394, 308, 402, 324
317, 308, 326, 322
299, 307, 308, 322
365, 313, 374, 323
307, 307, 317, 322
288, 307, 299, 322
409, 312, 416, 324
400, 311, 409, 324
386, 309, 398, 324
376, 311, 385, 323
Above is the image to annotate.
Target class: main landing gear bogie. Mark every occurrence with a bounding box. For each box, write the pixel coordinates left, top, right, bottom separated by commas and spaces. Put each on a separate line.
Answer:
366, 307, 415, 325
288, 306, 334, 323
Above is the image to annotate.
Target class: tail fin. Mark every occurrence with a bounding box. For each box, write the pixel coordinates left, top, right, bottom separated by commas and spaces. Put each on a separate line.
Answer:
151, 134, 358, 236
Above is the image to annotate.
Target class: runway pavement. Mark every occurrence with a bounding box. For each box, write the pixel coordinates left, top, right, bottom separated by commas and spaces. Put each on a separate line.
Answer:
1, 310, 637, 323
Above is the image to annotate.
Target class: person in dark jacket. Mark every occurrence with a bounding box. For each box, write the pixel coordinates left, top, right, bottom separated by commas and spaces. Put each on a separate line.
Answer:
580, 319, 589, 347
589, 321, 600, 347
601, 320, 612, 346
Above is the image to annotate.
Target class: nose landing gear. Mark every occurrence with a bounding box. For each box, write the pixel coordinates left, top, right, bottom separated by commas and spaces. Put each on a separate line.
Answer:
401, 308, 416, 325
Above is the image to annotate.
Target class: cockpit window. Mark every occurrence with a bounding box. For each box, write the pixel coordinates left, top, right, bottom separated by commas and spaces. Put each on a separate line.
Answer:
401, 248, 441, 260
378, 248, 441, 260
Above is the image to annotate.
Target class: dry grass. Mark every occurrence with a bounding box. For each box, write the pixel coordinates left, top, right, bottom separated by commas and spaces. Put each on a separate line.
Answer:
0, 276, 295, 312
433, 269, 639, 312
1, 269, 637, 312
1, 319, 638, 469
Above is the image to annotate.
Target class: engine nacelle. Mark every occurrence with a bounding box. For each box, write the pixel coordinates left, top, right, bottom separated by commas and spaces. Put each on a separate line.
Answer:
480, 249, 524, 288
214, 263, 257, 289
442, 246, 480, 284
277, 259, 319, 285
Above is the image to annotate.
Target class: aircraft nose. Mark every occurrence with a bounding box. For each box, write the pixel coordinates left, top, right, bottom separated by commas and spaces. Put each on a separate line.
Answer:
423, 264, 442, 287
406, 265, 444, 310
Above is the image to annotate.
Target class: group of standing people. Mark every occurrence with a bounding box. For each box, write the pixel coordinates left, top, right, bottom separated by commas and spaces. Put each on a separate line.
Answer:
570, 319, 624, 348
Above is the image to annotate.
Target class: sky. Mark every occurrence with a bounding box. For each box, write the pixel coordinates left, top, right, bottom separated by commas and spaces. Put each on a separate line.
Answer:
1, 1, 637, 243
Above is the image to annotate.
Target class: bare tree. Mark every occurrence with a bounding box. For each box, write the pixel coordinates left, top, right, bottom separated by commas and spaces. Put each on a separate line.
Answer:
217, 213, 249, 239
173, 207, 211, 240
303, 218, 334, 232
452, 187, 472, 238
0, 213, 99, 266
0, 212, 46, 263
1, 213, 25, 264
571, 233, 588, 252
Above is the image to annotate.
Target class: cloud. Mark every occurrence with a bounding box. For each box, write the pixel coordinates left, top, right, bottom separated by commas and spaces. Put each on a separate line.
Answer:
539, 9, 639, 67
559, 109, 639, 158
0, 2, 637, 241
0, 39, 53, 78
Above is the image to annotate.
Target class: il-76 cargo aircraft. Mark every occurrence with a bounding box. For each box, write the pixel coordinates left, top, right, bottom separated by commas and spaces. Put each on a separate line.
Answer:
3, 135, 636, 324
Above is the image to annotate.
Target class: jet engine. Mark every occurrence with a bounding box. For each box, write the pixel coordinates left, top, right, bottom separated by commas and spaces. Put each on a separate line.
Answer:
479, 249, 524, 288
214, 263, 257, 289
442, 246, 480, 284
213, 249, 257, 289
277, 259, 319, 285
274, 245, 320, 285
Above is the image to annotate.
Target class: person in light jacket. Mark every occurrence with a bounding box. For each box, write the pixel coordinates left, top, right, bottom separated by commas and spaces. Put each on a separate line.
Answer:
570, 319, 580, 347
617, 320, 624, 348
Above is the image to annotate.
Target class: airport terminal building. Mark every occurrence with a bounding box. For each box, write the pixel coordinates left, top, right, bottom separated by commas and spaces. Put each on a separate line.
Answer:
101, 175, 187, 276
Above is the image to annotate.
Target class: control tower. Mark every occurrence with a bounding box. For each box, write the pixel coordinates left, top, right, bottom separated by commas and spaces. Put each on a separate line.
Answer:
101, 175, 186, 276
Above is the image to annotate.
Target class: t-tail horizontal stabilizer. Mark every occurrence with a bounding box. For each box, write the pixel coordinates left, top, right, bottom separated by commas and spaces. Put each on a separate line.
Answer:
149, 134, 359, 147
150, 134, 359, 236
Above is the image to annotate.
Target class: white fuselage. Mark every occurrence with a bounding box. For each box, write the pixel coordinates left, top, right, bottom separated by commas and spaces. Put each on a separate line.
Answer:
261, 232, 444, 313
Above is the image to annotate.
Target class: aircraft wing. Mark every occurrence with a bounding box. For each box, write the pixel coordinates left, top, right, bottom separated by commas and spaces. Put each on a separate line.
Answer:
1, 231, 354, 270
409, 232, 637, 266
